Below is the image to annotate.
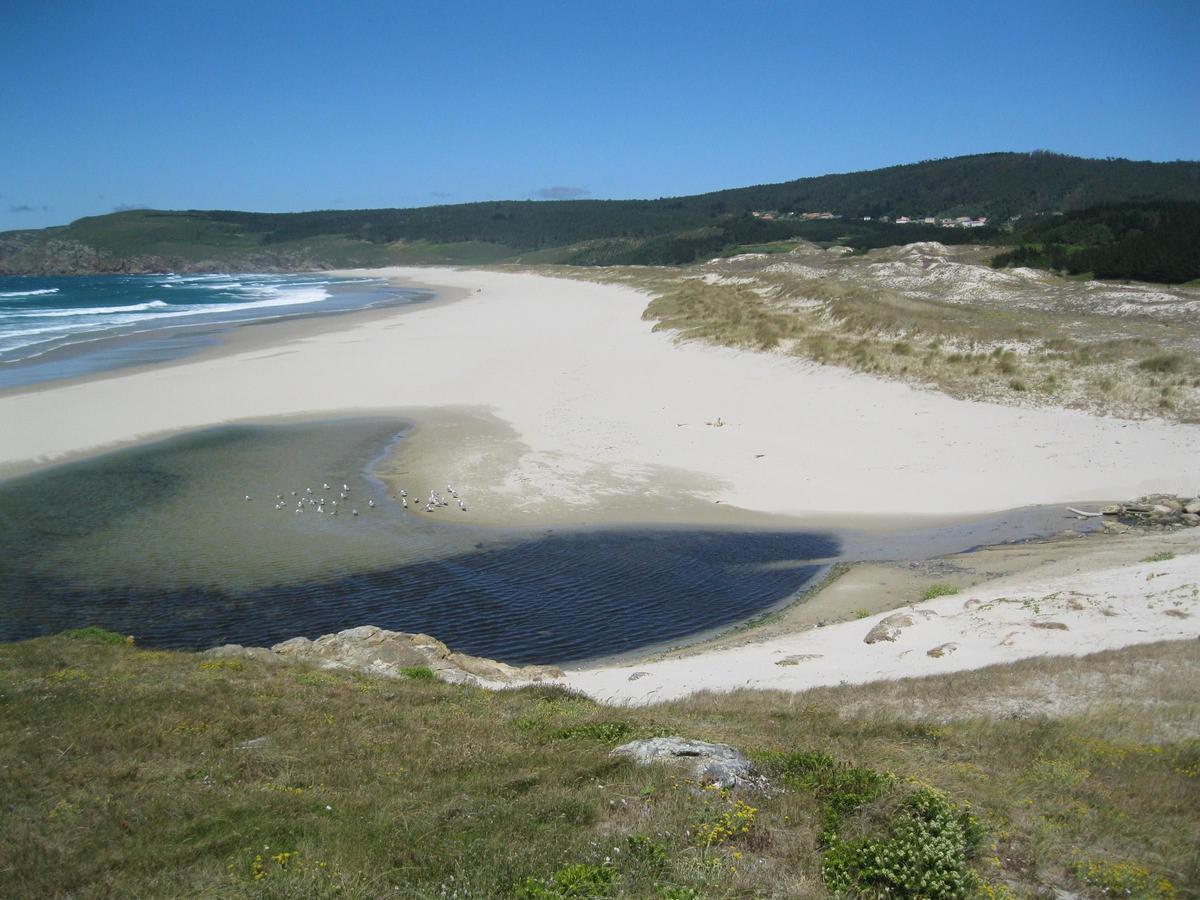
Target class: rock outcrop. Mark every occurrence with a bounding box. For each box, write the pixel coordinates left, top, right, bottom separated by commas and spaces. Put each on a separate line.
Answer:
611, 737, 765, 791
206, 625, 564, 688
1100, 494, 1200, 532
863, 612, 915, 644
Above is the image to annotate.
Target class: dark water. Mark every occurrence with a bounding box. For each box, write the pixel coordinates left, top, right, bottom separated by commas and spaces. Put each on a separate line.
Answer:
0, 418, 1097, 665
0, 527, 833, 665
0, 420, 835, 664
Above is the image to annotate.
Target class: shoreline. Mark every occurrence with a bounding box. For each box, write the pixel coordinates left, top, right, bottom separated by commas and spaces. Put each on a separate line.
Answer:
0, 273, 457, 401
1, 264, 1198, 695
1, 266, 1196, 525
563, 526, 1200, 703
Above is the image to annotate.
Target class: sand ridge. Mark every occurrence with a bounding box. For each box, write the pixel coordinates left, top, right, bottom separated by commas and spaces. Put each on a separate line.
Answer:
564, 535, 1200, 704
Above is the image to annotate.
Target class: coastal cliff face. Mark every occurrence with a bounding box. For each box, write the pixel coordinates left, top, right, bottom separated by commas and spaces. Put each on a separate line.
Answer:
206, 624, 565, 687
0, 229, 336, 275
0, 231, 113, 275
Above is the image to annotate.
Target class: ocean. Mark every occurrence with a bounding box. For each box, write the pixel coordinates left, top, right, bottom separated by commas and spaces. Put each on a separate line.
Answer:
0, 272, 422, 389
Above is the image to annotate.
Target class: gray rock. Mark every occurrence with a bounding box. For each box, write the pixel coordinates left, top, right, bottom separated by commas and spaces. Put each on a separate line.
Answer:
1184, 498, 1200, 515
204, 645, 282, 665
1101, 520, 1131, 534
1182, 513, 1200, 527
864, 612, 915, 644
210, 625, 564, 688
611, 737, 764, 790
776, 654, 823, 666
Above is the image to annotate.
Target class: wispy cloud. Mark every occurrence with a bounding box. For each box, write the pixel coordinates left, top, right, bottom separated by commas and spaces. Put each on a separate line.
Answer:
532, 186, 590, 200
112, 203, 148, 212
9, 203, 50, 214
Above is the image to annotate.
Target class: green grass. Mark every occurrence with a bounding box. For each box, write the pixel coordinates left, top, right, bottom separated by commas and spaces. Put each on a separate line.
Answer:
921, 583, 962, 601
1142, 551, 1177, 563
1137, 353, 1190, 375
1, 631, 1196, 898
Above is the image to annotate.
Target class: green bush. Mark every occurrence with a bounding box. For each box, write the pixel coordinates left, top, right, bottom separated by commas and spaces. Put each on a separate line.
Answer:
1137, 353, 1188, 374
514, 863, 619, 898
759, 750, 893, 845
552, 721, 637, 744
625, 835, 669, 874
400, 665, 435, 680
821, 789, 985, 899
921, 584, 961, 601
1070, 858, 1180, 899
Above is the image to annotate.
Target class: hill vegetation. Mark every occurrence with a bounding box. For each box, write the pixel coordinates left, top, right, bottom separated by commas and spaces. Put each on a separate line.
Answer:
1, 628, 1196, 898
3, 152, 1199, 275
992, 202, 1200, 284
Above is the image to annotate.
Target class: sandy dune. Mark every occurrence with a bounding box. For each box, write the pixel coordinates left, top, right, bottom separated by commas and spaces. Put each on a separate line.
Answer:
1, 267, 1196, 525
564, 541, 1200, 704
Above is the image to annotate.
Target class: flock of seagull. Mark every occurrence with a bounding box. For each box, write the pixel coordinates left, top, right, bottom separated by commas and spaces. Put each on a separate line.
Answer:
243, 480, 468, 517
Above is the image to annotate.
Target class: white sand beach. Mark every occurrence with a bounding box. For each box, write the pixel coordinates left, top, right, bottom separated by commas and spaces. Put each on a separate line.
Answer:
0, 267, 1196, 525
563, 531, 1200, 704
3, 266, 1199, 699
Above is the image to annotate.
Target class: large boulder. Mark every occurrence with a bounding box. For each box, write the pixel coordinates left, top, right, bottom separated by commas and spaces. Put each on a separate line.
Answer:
864, 612, 914, 644
205, 625, 564, 687
611, 737, 765, 790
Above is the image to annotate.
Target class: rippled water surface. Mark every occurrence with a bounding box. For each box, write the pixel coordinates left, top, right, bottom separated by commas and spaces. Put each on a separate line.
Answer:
0, 420, 839, 663
0, 418, 1097, 664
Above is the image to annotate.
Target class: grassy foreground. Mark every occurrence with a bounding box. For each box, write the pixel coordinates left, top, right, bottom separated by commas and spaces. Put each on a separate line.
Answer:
1, 630, 1197, 898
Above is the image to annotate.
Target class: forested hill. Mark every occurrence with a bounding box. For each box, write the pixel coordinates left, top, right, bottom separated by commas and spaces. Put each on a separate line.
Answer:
992, 201, 1200, 284
3, 151, 1199, 275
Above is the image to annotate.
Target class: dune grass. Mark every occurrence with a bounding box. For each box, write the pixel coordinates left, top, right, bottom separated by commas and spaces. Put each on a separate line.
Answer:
535, 258, 1200, 423
921, 583, 962, 601
1, 630, 1197, 898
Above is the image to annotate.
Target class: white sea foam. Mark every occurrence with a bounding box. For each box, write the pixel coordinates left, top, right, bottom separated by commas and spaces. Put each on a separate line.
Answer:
0, 276, 369, 368
6, 300, 172, 318
0, 288, 60, 298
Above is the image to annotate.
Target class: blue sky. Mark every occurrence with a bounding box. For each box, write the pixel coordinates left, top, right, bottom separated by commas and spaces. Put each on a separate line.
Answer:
2, 0, 1197, 231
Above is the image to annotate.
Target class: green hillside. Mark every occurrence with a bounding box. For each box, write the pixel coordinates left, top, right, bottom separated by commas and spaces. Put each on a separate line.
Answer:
1, 629, 1195, 898
3, 151, 1199, 275
993, 201, 1200, 283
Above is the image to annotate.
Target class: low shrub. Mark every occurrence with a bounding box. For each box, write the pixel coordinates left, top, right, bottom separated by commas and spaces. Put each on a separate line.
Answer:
821, 788, 985, 898
1137, 353, 1188, 374
1142, 551, 1176, 563
922, 583, 961, 601
553, 721, 637, 744
514, 862, 619, 898
1070, 858, 1179, 899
